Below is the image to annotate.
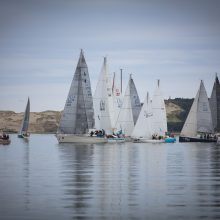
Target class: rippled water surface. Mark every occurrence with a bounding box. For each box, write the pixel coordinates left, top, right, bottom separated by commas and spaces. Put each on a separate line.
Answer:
0, 134, 220, 219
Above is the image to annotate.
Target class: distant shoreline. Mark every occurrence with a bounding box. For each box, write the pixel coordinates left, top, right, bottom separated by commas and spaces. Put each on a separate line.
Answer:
0, 98, 193, 133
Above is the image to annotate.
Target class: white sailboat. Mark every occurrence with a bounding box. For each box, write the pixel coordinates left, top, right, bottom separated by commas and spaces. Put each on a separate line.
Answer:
93, 57, 112, 134
93, 57, 125, 143
151, 80, 167, 137
57, 50, 107, 143
18, 97, 30, 138
131, 92, 154, 142
133, 80, 174, 143
179, 80, 215, 142
115, 75, 141, 137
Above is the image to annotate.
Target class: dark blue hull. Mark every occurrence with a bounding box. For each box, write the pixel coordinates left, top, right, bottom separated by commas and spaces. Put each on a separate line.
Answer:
179, 136, 216, 143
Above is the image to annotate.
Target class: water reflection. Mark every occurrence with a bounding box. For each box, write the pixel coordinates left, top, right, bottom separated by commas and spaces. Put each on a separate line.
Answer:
23, 139, 30, 211
59, 144, 94, 219
2, 135, 220, 219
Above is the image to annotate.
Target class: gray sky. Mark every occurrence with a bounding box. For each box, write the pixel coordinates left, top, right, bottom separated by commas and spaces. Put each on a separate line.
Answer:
0, 0, 220, 112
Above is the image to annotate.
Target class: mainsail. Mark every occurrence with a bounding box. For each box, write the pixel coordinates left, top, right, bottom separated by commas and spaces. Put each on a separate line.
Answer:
115, 75, 141, 136
93, 57, 112, 133
181, 80, 213, 137
151, 80, 167, 136
19, 97, 30, 134
129, 76, 141, 125
209, 74, 220, 132
58, 50, 94, 134
131, 92, 153, 139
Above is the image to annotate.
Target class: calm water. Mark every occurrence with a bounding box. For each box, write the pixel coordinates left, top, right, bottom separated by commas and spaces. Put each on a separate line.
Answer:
0, 135, 220, 220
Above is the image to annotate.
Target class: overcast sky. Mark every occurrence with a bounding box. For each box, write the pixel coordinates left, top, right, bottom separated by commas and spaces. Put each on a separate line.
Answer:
0, 0, 220, 112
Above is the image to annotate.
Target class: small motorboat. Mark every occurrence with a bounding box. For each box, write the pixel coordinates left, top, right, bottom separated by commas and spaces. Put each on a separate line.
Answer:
0, 133, 11, 145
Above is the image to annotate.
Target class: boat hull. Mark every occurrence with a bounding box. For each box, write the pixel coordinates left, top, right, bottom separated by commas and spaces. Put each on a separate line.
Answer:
56, 134, 107, 143
107, 138, 126, 143
165, 137, 176, 143
132, 138, 165, 143
18, 134, 29, 139
179, 136, 216, 143
0, 139, 11, 145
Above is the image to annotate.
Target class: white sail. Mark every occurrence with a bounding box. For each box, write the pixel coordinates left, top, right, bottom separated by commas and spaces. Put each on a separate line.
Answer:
93, 57, 112, 134
180, 91, 198, 137
19, 97, 30, 135
58, 50, 94, 134
181, 80, 214, 137
115, 78, 134, 136
131, 92, 153, 139
108, 72, 123, 128
197, 81, 213, 133
151, 80, 167, 136
115, 75, 141, 136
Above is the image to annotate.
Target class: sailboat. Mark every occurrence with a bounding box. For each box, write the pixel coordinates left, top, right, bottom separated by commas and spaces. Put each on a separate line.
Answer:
18, 98, 30, 138
93, 57, 112, 134
56, 50, 107, 143
131, 92, 154, 142
179, 80, 215, 142
115, 75, 141, 138
93, 57, 125, 143
131, 80, 175, 143
151, 80, 168, 139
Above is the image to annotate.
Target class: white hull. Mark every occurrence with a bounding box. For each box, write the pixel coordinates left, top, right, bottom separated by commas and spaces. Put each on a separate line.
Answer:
56, 134, 107, 143
133, 138, 165, 143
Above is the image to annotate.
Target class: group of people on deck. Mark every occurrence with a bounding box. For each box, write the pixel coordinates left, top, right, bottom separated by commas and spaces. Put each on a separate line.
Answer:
0, 133, 9, 140
152, 132, 175, 140
90, 129, 105, 137
89, 129, 124, 138
152, 134, 164, 140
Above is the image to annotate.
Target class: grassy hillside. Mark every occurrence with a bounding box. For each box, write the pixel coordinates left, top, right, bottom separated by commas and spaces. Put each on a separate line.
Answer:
0, 98, 193, 133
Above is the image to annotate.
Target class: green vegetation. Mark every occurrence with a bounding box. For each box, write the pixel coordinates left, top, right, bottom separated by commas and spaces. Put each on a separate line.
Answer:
165, 98, 194, 132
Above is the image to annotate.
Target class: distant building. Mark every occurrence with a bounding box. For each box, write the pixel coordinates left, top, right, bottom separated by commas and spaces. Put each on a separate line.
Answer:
209, 74, 220, 132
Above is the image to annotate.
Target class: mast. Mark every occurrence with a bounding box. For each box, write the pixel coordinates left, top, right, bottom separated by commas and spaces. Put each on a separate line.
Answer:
120, 69, 123, 94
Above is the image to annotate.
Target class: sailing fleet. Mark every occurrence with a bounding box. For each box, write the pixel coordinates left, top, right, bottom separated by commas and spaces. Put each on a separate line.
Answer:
1, 50, 219, 144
